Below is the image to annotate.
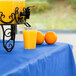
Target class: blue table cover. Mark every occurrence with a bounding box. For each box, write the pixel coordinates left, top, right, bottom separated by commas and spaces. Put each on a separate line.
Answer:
0, 40, 75, 76
75, 65, 76, 75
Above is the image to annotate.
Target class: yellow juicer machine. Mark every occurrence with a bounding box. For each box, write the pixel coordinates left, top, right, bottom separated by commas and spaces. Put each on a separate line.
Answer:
0, 0, 34, 52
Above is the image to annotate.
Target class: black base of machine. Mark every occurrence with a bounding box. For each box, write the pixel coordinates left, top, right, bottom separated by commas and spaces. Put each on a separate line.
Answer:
0, 24, 16, 52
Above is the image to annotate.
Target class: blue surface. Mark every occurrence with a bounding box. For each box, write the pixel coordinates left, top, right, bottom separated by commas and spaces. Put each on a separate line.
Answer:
0, 40, 75, 76
75, 65, 76, 75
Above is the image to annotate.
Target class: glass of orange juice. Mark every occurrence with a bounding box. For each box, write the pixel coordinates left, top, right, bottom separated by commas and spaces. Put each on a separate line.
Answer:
23, 27, 37, 49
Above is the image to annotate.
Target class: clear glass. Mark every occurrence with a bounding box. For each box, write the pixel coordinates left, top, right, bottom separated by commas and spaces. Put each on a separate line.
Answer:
23, 27, 37, 49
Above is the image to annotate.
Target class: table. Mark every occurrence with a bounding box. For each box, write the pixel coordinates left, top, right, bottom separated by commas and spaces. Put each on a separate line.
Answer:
0, 40, 75, 76
75, 65, 76, 75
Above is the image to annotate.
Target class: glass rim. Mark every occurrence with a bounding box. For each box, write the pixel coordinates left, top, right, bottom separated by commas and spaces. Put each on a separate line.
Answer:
24, 27, 37, 30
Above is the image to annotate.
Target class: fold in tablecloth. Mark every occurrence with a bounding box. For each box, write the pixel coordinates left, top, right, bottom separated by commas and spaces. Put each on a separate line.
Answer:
0, 40, 75, 76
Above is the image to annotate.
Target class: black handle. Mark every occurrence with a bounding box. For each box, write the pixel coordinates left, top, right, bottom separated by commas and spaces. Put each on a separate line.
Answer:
20, 6, 35, 19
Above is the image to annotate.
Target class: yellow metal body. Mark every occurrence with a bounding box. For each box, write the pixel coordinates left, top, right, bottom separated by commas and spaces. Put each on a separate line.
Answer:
0, 0, 25, 24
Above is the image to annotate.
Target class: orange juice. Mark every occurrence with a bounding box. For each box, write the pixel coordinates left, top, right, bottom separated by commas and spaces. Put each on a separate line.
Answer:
0, 0, 25, 24
23, 29, 37, 49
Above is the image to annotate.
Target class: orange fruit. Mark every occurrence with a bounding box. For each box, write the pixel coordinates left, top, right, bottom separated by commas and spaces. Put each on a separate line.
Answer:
45, 32, 57, 44
36, 31, 44, 45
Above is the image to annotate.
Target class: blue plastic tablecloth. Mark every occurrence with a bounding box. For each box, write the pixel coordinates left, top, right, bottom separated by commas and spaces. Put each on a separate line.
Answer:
0, 40, 75, 76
